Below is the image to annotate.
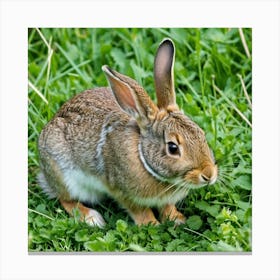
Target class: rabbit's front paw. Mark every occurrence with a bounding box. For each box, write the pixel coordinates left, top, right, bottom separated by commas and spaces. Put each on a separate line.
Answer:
130, 207, 160, 226
160, 204, 186, 225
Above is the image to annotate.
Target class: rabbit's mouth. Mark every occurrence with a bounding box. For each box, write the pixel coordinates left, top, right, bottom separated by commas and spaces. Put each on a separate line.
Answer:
184, 164, 218, 188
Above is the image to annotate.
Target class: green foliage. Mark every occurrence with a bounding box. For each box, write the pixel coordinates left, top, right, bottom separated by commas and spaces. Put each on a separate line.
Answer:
28, 28, 252, 252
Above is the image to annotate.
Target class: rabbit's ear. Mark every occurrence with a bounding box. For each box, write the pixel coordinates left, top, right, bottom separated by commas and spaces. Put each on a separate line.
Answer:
102, 65, 158, 127
154, 38, 177, 109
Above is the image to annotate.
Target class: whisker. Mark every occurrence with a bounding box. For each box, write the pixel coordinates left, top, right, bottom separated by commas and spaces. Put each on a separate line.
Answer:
219, 170, 233, 178
158, 181, 178, 197
171, 183, 186, 198
218, 173, 234, 181
216, 177, 235, 190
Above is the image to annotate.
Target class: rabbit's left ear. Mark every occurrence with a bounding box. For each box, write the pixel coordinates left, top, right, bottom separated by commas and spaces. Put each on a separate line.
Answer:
154, 38, 177, 110
102, 65, 158, 127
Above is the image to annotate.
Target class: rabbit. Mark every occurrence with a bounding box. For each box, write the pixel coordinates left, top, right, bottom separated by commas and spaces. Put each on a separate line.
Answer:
38, 38, 218, 228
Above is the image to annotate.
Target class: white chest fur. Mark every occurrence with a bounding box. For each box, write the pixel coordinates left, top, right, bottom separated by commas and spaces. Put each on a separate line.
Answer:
63, 169, 108, 204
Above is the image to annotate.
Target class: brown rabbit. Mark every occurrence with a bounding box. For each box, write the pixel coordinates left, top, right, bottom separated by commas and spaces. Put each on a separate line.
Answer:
38, 38, 218, 227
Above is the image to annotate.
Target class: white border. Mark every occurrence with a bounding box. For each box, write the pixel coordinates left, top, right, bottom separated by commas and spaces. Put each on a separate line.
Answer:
1, 0, 280, 279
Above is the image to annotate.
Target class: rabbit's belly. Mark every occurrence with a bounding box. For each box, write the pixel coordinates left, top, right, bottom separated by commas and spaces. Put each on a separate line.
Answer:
63, 169, 108, 204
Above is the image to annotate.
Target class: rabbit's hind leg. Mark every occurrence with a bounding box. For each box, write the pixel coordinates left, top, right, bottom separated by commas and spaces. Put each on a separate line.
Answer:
60, 199, 106, 228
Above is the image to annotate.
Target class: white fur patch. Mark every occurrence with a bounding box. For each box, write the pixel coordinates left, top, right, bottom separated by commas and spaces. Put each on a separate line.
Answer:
85, 209, 106, 228
63, 169, 108, 205
95, 121, 113, 173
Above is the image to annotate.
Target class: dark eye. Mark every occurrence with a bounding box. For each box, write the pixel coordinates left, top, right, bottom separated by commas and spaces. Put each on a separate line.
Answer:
167, 141, 179, 155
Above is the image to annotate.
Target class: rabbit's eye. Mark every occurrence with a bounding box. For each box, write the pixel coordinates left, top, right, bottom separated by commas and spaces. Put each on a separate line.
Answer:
167, 142, 179, 155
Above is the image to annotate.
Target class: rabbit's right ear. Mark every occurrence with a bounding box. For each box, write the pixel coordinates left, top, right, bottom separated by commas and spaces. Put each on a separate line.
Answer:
102, 65, 158, 128
154, 38, 177, 110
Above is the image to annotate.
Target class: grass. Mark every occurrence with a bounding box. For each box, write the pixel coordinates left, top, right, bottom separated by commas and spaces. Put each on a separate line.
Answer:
28, 28, 252, 252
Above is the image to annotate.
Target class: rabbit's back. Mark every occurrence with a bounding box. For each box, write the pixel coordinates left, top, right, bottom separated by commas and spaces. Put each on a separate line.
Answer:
57, 87, 119, 120
40, 87, 128, 169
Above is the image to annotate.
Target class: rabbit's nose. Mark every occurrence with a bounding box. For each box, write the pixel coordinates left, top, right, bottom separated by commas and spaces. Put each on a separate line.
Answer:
200, 165, 217, 185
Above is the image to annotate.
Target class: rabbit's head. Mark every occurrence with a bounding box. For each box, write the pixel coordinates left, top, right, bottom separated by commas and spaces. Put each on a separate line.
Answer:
102, 39, 217, 190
